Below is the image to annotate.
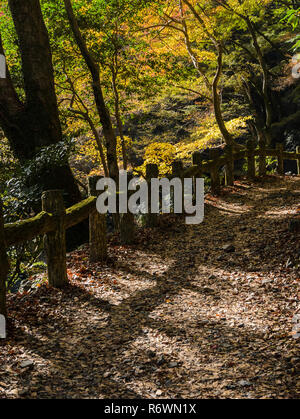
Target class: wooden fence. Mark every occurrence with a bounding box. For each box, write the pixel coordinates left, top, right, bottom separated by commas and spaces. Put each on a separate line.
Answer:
0, 142, 299, 315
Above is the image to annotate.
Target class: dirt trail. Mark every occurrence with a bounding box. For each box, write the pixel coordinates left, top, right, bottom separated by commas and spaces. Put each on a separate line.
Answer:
0, 175, 299, 399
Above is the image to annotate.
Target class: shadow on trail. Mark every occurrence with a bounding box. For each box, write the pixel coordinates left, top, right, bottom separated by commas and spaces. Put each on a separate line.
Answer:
4, 176, 299, 398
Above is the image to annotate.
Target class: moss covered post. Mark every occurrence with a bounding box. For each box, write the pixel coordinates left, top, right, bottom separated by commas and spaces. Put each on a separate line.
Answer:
209, 149, 220, 195
296, 146, 300, 175
120, 172, 135, 245
42, 190, 68, 288
276, 143, 284, 176
247, 139, 256, 180
88, 176, 107, 262
146, 164, 159, 227
0, 199, 9, 317
258, 140, 267, 176
224, 144, 234, 186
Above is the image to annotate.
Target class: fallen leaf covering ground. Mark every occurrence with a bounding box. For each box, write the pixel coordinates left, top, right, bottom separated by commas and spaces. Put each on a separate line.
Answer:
0, 175, 299, 399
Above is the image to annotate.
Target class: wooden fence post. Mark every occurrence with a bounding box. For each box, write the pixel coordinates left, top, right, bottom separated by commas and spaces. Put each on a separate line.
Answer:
172, 160, 184, 176
120, 172, 135, 245
172, 160, 184, 212
192, 152, 203, 205
192, 152, 203, 175
296, 146, 300, 175
258, 140, 267, 176
247, 139, 256, 180
88, 176, 107, 262
224, 144, 234, 186
146, 163, 159, 227
209, 149, 220, 195
0, 199, 9, 317
42, 190, 68, 288
276, 143, 284, 176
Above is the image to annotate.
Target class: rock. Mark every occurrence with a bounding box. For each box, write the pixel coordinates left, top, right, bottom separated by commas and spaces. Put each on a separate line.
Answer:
238, 380, 251, 387
222, 244, 236, 253
157, 355, 166, 366
203, 286, 215, 294
165, 379, 172, 387
20, 360, 34, 369
147, 350, 156, 358
168, 362, 178, 368
226, 384, 237, 390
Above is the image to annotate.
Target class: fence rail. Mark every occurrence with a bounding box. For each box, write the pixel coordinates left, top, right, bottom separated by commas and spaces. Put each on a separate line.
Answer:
4, 196, 97, 248
0, 142, 300, 316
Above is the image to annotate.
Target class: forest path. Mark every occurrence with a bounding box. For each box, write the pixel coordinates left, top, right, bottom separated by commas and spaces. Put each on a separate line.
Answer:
1, 175, 299, 399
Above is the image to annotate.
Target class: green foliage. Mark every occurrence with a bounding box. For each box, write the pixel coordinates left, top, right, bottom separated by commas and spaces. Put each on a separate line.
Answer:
282, 8, 300, 51
1, 139, 75, 223
283, 8, 300, 31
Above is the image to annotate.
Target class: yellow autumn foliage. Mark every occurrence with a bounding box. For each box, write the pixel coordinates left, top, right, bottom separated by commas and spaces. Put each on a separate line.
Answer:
140, 116, 250, 174
140, 142, 176, 175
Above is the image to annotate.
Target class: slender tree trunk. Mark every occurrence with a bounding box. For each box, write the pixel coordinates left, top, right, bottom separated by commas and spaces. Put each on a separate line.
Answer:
180, 0, 236, 146
88, 117, 110, 177
212, 44, 235, 146
69, 108, 109, 177
245, 17, 273, 144
242, 77, 267, 144
112, 72, 128, 170
212, 2, 274, 144
63, 0, 119, 182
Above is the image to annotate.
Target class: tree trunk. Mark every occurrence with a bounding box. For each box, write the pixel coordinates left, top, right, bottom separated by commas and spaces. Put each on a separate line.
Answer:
42, 190, 68, 288
0, 199, 9, 317
63, 0, 119, 182
212, 44, 234, 146
180, 1, 236, 147
112, 72, 128, 170
244, 17, 273, 145
0, 1, 81, 206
